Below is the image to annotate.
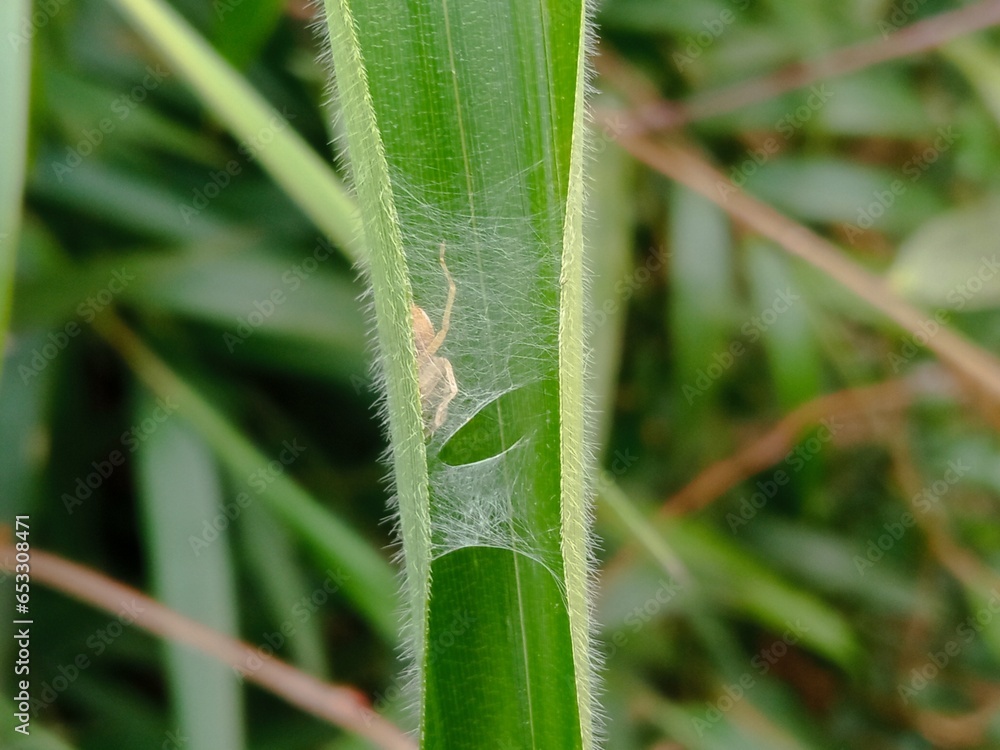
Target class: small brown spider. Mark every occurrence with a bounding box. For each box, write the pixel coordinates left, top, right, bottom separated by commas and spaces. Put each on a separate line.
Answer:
412, 243, 457, 434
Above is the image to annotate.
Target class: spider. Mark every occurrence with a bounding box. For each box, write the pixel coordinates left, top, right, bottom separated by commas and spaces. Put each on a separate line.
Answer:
412, 243, 457, 435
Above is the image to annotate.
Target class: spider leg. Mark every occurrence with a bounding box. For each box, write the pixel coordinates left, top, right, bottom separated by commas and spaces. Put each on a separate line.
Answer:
430, 355, 458, 432
426, 242, 455, 357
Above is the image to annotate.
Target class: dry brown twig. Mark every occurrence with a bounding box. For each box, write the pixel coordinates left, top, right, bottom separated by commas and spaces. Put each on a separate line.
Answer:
888, 437, 1000, 593
658, 365, 962, 518
592, 6, 1000, 527
912, 683, 1000, 749
594, 10, 1000, 402
662, 376, 918, 515
885, 438, 1000, 748
0, 541, 415, 750
600, 371, 944, 587
595, 123, 1000, 404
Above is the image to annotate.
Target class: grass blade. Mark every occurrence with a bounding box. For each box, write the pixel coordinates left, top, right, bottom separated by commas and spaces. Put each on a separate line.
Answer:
97, 313, 399, 641
586, 142, 635, 448
0, 0, 32, 386
137, 400, 245, 750
104, 0, 363, 260
320, 1, 595, 746
240, 502, 330, 677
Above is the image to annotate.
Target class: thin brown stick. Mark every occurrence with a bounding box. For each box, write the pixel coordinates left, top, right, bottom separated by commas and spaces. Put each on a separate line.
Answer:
610, 0, 1000, 134
604, 126, 1000, 404
0, 543, 415, 750
662, 377, 915, 515
912, 683, 1000, 749
887, 437, 1000, 592
601, 372, 936, 584
886, 434, 1000, 749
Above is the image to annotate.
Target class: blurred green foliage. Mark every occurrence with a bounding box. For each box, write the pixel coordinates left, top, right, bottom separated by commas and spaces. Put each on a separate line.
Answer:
3, 0, 1000, 748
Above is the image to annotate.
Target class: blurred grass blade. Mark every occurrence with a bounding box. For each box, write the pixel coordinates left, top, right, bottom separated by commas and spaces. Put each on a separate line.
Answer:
28, 158, 235, 241
97, 313, 399, 641
137, 402, 245, 750
0, 0, 32, 387
599, 481, 689, 583
103, 0, 363, 261
669, 186, 737, 408
744, 241, 822, 409
941, 37, 1000, 126
651, 692, 817, 750
613, 129, 1000, 402
888, 193, 1000, 310
240, 502, 330, 677
12, 249, 369, 383
662, 519, 858, 668
601, 483, 858, 668
321, 1, 595, 746
587, 140, 635, 449
0, 698, 79, 749
210, 0, 286, 68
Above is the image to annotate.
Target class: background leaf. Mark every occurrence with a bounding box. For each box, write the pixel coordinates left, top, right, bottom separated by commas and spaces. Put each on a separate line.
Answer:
137, 397, 245, 750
